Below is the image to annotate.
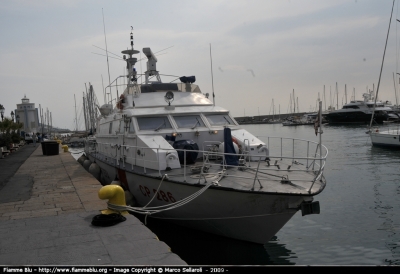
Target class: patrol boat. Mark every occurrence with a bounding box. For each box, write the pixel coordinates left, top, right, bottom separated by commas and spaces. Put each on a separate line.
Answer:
84, 30, 328, 244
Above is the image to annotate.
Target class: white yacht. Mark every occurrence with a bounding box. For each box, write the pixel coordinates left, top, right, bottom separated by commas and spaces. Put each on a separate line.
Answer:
84, 30, 328, 244
324, 92, 395, 124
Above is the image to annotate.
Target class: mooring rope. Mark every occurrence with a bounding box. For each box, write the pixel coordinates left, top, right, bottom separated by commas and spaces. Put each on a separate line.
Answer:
107, 170, 226, 224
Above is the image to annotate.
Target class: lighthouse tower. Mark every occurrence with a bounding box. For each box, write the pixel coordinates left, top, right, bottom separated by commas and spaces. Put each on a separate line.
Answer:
15, 95, 39, 135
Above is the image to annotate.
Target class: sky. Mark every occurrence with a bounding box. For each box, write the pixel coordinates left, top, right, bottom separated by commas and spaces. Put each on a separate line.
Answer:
1, 0, 400, 130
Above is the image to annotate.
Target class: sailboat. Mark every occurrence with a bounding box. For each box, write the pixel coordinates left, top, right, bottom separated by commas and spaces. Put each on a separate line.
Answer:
369, 0, 400, 148
264, 99, 281, 123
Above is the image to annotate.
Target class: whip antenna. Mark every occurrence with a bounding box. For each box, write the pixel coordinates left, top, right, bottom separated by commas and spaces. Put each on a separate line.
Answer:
209, 43, 215, 106
102, 8, 111, 88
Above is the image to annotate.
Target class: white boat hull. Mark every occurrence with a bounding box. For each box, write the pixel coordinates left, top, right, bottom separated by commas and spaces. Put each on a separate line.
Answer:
88, 155, 311, 244
370, 129, 400, 148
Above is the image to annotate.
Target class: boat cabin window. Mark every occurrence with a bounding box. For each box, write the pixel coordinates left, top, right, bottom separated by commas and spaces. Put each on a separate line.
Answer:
173, 115, 205, 128
137, 116, 172, 131
205, 114, 235, 126
367, 104, 384, 108
343, 105, 360, 109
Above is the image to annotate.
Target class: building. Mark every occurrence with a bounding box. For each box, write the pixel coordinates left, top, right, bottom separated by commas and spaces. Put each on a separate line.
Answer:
15, 95, 39, 135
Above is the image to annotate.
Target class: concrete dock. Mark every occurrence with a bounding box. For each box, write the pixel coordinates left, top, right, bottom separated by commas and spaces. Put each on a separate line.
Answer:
0, 143, 186, 265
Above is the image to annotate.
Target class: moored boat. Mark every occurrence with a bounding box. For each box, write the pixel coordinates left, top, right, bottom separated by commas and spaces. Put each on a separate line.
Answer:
370, 127, 400, 148
324, 92, 393, 124
84, 29, 329, 244
367, 1, 400, 149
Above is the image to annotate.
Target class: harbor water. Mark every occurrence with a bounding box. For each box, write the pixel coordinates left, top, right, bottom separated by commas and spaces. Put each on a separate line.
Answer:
72, 123, 400, 265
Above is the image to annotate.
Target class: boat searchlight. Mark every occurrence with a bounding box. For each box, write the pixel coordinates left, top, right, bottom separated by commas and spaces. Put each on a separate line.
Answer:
165, 91, 174, 106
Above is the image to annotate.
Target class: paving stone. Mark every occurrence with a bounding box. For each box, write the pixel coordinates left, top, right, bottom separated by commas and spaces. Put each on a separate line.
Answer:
0, 146, 186, 265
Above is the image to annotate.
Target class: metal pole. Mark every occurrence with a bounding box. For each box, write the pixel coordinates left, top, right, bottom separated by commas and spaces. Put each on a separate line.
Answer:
319, 101, 323, 170
369, 0, 395, 130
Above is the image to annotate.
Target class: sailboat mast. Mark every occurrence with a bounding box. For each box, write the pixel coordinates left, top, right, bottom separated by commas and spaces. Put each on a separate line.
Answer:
369, 0, 395, 129
50, 112, 52, 137
83, 92, 88, 132
39, 104, 42, 135
47, 108, 49, 136
393, 72, 398, 106
74, 94, 78, 132
293, 89, 295, 114
279, 104, 280, 120
336, 82, 338, 110
273, 99, 275, 120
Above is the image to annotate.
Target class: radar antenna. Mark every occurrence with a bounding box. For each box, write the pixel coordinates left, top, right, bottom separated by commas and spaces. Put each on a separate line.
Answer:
121, 28, 139, 84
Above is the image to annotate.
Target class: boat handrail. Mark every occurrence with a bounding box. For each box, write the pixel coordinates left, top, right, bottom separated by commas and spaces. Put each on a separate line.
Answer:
86, 136, 328, 192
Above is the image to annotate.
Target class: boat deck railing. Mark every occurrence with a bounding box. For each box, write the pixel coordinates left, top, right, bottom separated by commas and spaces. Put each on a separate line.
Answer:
86, 136, 328, 193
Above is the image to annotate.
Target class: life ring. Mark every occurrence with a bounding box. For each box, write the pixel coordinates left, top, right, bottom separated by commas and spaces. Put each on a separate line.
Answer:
117, 94, 125, 110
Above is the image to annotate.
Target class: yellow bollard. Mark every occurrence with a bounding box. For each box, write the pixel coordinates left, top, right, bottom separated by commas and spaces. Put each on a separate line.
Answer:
62, 145, 69, 152
98, 185, 128, 215
56, 139, 62, 144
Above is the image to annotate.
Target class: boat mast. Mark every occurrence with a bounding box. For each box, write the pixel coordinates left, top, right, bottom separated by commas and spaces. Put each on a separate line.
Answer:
210, 44, 215, 106
369, 0, 394, 130
74, 94, 78, 132
272, 99, 275, 120
39, 104, 43, 136
293, 89, 295, 114
393, 72, 398, 106
101, 74, 106, 104
102, 9, 111, 88
122, 28, 140, 99
336, 82, 338, 110
47, 108, 49, 136
279, 104, 280, 120
83, 92, 88, 132
50, 112, 52, 137
85, 83, 91, 134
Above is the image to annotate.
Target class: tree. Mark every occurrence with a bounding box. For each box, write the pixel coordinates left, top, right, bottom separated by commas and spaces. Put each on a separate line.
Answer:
0, 117, 23, 149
